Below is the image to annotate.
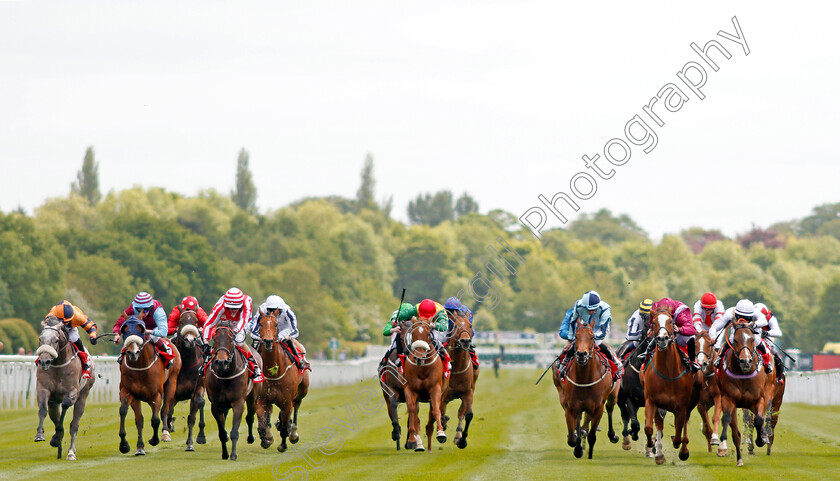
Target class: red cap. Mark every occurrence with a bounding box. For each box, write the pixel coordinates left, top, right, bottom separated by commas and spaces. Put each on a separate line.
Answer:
181, 296, 198, 310
418, 299, 437, 319
701, 292, 717, 309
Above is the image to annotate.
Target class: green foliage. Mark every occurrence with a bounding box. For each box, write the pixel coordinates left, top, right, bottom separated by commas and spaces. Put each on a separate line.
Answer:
231, 148, 257, 214
0, 318, 39, 352
355, 153, 377, 212
454, 193, 479, 218
408, 191, 454, 227
70, 146, 101, 205
568, 208, 648, 245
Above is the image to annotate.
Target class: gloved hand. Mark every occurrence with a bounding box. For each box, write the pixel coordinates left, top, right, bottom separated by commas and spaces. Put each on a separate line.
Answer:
761, 330, 768, 339
90, 334, 97, 345
201, 343, 211, 357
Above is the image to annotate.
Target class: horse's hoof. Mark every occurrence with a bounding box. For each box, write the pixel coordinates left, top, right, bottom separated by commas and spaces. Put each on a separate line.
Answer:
717, 449, 728, 457
710, 434, 720, 446
436, 431, 447, 443
275, 420, 282, 431
679, 450, 689, 461
247, 435, 255, 444
756, 436, 766, 448
50, 437, 61, 448
415, 445, 425, 452
655, 455, 666, 465
645, 447, 654, 458
631, 433, 639, 441
135, 448, 146, 456
230, 453, 237, 461
119, 440, 130, 454
196, 435, 206, 445
161, 431, 171, 442
736, 459, 744, 467
277, 443, 287, 453
261, 440, 272, 449
622, 438, 631, 450
609, 433, 619, 444
66, 451, 76, 461
34, 433, 45, 442
573, 446, 583, 458
149, 437, 159, 447
185, 444, 195, 452
222, 452, 229, 460
289, 432, 299, 444
405, 441, 416, 450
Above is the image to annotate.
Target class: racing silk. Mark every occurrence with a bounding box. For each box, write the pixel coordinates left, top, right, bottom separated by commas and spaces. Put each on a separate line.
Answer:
416, 301, 449, 331
444, 298, 474, 322
754, 302, 782, 338
651, 298, 696, 336
708, 306, 762, 345
47, 301, 97, 337
113, 300, 167, 338
625, 309, 649, 341
202, 294, 253, 342
692, 299, 725, 332
167, 306, 208, 336
248, 302, 299, 340
559, 300, 612, 341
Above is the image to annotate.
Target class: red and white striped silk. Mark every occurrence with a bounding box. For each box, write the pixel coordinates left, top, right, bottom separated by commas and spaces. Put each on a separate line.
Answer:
203, 294, 252, 342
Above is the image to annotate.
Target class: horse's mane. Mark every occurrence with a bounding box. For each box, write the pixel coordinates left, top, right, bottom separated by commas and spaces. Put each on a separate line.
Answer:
43, 315, 63, 327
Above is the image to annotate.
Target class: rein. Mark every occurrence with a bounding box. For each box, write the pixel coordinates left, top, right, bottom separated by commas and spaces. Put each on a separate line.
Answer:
209, 325, 247, 380
122, 338, 158, 371
40, 326, 78, 368
565, 344, 608, 387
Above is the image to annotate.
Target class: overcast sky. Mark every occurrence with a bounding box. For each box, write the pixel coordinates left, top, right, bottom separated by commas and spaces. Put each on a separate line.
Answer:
1, 1, 838, 239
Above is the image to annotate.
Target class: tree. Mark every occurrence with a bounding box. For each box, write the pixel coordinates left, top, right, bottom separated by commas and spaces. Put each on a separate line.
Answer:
231, 148, 257, 214
408, 191, 454, 227
737, 226, 785, 249
70, 146, 101, 204
799, 202, 840, 236
681, 227, 727, 254
355, 153, 377, 212
454, 193, 479, 218
568, 209, 648, 245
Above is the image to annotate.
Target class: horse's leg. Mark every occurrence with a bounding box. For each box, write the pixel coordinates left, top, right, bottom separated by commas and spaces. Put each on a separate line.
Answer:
404, 390, 421, 451
186, 387, 201, 451
46, 401, 62, 457
730, 406, 743, 466
606, 387, 620, 444
213, 404, 229, 460
131, 398, 146, 456
34, 388, 48, 442
619, 388, 631, 449
383, 388, 401, 450
674, 408, 689, 461
246, 393, 256, 445
118, 392, 130, 454
653, 408, 665, 465
588, 404, 605, 459
742, 409, 755, 455
256, 398, 273, 449
278, 398, 293, 453
431, 385, 446, 446
573, 412, 584, 459
196, 386, 207, 444
643, 400, 655, 459
710, 391, 722, 446
697, 401, 713, 452
148, 392, 162, 447
718, 399, 733, 458
456, 391, 474, 449
67, 391, 90, 460
229, 398, 245, 461
290, 395, 302, 444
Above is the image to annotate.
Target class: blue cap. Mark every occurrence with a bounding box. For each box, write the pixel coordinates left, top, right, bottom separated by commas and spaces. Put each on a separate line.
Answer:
581, 291, 601, 310
444, 297, 463, 310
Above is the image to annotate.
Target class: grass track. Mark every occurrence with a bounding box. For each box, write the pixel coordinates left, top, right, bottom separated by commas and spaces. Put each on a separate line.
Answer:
1, 370, 838, 481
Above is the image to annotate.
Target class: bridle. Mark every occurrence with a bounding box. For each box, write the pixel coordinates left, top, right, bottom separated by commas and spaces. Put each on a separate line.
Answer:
447, 313, 472, 350
726, 322, 758, 375
38, 325, 77, 368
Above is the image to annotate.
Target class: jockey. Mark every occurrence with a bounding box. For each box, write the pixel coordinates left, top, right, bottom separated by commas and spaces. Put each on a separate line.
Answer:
416, 299, 452, 373
45, 301, 98, 380
638, 297, 699, 372
710, 299, 774, 373
113, 292, 176, 369
443, 296, 479, 368
167, 296, 208, 336
692, 292, 725, 333
624, 298, 653, 351
248, 295, 310, 372
557, 291, 623, 379
202, 287, 264, 382
378, 302, 418, 370
754, 302, 784, 378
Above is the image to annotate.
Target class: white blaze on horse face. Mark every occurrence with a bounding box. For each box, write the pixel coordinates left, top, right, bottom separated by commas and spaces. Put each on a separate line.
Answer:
656, 314, 670, 339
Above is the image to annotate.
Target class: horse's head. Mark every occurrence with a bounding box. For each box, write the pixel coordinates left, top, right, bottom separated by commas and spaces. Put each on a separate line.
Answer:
403, 318, 435, 362
695, 331, 713, 371
178, 311, 200, 349
732, 322, 756, 374
259, 314, 279, 352
212, 320, 236, 372
573, 322, 595, 366
36, 315, 67, 370
649, 310, 675, 351
447, 311, 472, 351
121, 316, 147, 363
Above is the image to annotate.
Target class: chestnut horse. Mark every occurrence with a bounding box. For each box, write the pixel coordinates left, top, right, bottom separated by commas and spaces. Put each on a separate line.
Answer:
166, 310, 207, 451
694, 331, 723, 452
552, 323, 620, 459
255, 313, 310, 453
34, 316, 95, 460
716, 322, 774, 466
402, 317, 448, 452
640, 311, 701, 465
118, 317, 182, 456
205, 321, 262, 460
441, 312, 479, 449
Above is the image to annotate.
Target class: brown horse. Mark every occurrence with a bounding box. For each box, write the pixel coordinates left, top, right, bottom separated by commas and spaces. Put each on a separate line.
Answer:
378, 343, 407, 450
402, 317, 448, 452
34, 316, 95, 460
204, 320, 262, 460
117, 317, 182, 456
640, 310, 701, 464
743, 362, 786, 455
716, 323, 774, 465
166, 310, 207, 450
694, 331, 723, 452
441, 312, 479, 449
552, 323, 620, 459
255, 313, 310, 453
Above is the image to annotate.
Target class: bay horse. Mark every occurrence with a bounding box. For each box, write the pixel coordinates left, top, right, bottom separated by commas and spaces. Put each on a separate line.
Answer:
694, 331, 723, 452
204, 320, 262, 460
166, 310, 207, 451
118, 317, 182, 456
378, 342, 407, 450
34, 316, 95, 460
254, 313, 310, 453
402, 317, 448, 452
441, 311, 479, 449
640, 310, 701, 464
716, 322, 774, 465
552, 323, 620, 459
617, 338, 646, 450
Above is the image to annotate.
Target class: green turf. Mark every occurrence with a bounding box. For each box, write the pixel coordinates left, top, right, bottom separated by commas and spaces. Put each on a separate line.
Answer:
1, 370, 838, 481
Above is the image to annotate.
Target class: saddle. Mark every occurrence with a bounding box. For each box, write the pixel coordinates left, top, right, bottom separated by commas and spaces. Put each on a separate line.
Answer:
280, 341, 310, 375
595, 350, 622, 383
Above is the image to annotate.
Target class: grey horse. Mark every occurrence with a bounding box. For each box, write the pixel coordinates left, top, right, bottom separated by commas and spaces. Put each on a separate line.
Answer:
34, 316, 95, 460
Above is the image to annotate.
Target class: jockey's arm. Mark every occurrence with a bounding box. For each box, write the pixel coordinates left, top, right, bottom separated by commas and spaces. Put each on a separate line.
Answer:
559, 307, 575, 340
766, 317, 782, 338
112, 308, 130, 334
285, 308, 299, 338
433, 311, 448, 332
150, 306, 168, 338
595, 309, 611, 340
708, 312, 730, 340
167, 307, 180, 336
248, 313, 261, 340
625, 311, 640, 340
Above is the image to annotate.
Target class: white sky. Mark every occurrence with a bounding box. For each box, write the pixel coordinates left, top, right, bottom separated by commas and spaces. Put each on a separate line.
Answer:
1, 1, 838, 239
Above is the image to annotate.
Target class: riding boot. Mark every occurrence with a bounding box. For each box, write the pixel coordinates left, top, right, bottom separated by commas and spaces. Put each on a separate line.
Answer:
242, 347, 264, 383
71, 338, 93, 379
637, 337, 654, 363
557, 344, 572, 377
687, 337, 700, 372
757, 343, 773, 373
199, 342, 211, 376
154, 337, 175, 369
714, 345, 729, 368
599, 344, 623, 379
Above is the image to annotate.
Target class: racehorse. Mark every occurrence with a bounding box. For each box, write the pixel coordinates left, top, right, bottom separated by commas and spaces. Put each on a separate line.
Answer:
617, 338, 646, 450
204, 320, 262, 460
117, 316, 182, 456
694, 331, 723, 452
441, 311, 479, 449
552, 322, 620, 459
254, 313, 310, 453
34, 316, 95, 460
401, 317, 448, 452
743, 363, 785, 456
378, 340, 407, 450
716, 322, 775, 465
166, 310, 207, 451
640, 310, 701, 465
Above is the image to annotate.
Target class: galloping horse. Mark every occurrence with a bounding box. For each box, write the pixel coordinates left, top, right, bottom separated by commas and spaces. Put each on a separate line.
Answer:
402, 317, 448, 452
441, 311, 479, 449
34, 316, 95, 460
118, 317, 182, 456
166, 310, 207, 451
204, 320, 262, 460
552, 323, 620, 459
379, 338, 407, 450
617, 339, 646, 450
743, 363, 786, 455
254, 313, 310, 453
641, 310, 701, 464
694, 331, 723, 452
716, 322, 774, 466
